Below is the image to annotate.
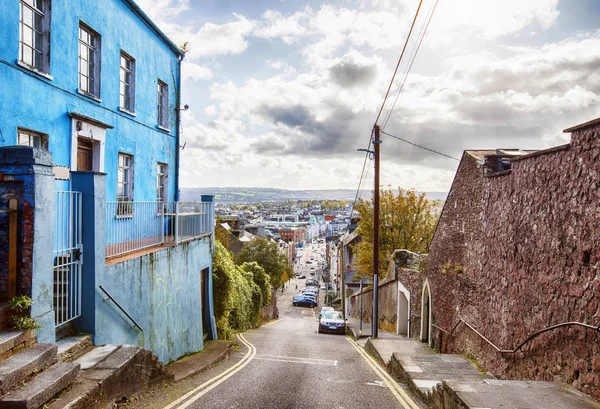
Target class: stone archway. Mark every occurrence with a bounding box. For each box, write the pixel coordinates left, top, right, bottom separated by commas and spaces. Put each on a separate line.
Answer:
420, 279, 432, 345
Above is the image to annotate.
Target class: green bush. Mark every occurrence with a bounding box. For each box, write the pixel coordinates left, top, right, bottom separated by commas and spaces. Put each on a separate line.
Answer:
213, 241, 270, 339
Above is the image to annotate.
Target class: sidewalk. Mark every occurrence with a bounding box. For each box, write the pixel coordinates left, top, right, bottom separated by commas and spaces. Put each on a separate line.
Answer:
348, 325, 600, 409
167, 340, 233, 381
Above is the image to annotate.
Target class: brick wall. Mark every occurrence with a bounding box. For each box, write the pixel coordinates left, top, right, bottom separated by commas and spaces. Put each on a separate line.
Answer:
0, 181, 33, 300
422, 123, 600, 399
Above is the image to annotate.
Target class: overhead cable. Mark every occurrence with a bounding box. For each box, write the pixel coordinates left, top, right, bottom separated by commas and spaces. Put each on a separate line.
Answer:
374, 0, 424, 126
382, 0, 440, 130
381, 130, 460, 161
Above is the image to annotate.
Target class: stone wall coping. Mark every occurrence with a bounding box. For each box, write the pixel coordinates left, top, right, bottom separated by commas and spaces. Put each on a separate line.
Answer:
563, 116, 600, 133
0, 146, 53, 167
510, 143, 570, 163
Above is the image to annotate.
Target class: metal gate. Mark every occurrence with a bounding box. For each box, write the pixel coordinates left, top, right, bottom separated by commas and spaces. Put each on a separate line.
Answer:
53, 191, 83, 327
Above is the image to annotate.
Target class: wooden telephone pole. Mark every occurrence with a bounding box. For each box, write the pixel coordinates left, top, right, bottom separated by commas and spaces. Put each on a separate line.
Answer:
372, 125, 381, 338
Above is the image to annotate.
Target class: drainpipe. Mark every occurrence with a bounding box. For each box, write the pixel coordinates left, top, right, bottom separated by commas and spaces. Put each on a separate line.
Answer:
174, 54, 183, 201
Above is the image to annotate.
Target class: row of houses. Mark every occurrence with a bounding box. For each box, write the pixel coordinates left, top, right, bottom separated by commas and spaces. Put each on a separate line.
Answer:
336, 118, 600, 399
0, 0, 215, 364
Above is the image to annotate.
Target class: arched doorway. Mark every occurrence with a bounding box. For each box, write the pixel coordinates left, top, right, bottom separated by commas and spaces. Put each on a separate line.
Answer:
420, 279, 432, 345
397, 283, 410, 336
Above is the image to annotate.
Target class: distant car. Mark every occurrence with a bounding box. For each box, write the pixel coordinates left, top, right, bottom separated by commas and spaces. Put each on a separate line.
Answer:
318, 311, 346, 334
298, 275, 306, 279
306, 261, 312, 264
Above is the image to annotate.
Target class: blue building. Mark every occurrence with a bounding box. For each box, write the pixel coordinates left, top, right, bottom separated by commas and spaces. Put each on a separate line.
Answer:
0, 0, 216, 363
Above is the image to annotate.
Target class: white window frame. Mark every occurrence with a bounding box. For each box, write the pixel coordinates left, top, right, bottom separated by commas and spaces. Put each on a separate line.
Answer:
157, 80, 169, 129
119, 51, 135, 113
19, 0, 51, 74
17, 128, 48, 150
117, 153, 133, 202
157, 163, 167, 202
78, 23, 101, 98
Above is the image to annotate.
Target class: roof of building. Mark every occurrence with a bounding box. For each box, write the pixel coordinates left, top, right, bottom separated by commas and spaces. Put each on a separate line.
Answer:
123, 0, 184, 57
563, 116, 600, 133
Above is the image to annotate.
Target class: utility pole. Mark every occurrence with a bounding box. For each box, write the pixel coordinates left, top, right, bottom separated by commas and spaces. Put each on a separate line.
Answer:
372, 125, 381, 338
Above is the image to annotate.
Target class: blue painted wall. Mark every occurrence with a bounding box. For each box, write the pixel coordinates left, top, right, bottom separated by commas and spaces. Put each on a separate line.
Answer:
0, 0, 181, 201
97, 238, 214, 363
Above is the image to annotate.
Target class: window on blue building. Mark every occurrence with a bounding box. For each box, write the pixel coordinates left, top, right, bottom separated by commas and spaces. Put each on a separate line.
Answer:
19, 0, 50, 73
157, 163, 167, 202
158, 80, 169, 129
18, 128, 48, 151
120, 52, 135, 113
117, 153, 133, 202
79, 24, 101, 98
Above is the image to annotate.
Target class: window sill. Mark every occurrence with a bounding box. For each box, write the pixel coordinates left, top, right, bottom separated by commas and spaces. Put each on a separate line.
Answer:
118, 107, 136, 117
16, 60, 53, 80
77, 89, 102, 103
156, 125, 171, 133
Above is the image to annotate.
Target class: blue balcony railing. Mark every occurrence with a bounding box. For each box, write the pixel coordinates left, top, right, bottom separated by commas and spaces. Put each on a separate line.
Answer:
105, 200, 214, 258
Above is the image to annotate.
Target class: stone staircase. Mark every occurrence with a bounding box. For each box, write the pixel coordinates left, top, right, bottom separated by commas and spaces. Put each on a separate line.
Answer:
0, 330, 173, 409
365, 336, 600, 409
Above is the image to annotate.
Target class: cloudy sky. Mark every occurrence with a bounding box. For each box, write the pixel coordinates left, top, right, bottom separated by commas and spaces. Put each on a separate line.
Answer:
136, 0, 600, 193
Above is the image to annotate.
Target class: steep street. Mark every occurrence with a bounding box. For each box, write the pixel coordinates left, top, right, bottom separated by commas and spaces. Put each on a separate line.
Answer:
120, 286, 423, 409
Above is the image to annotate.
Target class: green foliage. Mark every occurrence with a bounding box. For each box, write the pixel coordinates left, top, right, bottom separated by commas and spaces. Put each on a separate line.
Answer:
8, 296, 40, 331
235, 237, 292, 289
441, 261, 464, 275
9, 295, 34, 313
213, 241, 271, 339
353, 187, 438, 280
10, 316, 41, 330
241, 262, 271, 307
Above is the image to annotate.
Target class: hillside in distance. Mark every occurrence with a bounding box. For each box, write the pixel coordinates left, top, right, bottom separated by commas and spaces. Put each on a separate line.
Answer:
180, 187, 448, 204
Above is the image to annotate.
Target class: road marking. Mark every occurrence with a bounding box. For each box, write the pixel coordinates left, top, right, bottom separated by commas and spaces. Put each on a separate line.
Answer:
345, 337, 421, 409
261, 319, 280, 327
254, 354, 338, 366
162, 333, 256, 409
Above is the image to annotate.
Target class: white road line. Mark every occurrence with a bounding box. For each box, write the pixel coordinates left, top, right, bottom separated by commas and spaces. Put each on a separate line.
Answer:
254, 355, 338, 366
345, 337, 421, 409
162, 334, 256, 409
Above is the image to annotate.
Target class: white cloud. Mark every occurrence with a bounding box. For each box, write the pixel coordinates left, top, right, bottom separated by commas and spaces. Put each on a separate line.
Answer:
191, 14, 256, 58
182, 61, 213, 81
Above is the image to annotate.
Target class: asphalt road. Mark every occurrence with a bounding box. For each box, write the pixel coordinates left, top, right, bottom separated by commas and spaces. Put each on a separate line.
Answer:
157, 287, 422, 409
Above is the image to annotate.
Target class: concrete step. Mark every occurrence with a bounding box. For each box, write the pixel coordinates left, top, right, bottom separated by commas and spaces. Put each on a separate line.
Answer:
57, 335, 92, 362
445, 379, 600, 409
0, 344, 57, 395
0, 362, 80, 409
0, 331, 35, 362
47, 345, 173, 409
73, 344, 119, 369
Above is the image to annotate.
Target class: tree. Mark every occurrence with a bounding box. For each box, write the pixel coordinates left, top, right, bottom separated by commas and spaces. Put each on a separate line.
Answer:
235, 237, 292, 288
240, 262, 271, 307
353, 187, 438, 280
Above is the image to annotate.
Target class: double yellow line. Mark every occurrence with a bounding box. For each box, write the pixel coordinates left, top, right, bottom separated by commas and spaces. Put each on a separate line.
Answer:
163, 334, 256, 409
345, 337, 421, 409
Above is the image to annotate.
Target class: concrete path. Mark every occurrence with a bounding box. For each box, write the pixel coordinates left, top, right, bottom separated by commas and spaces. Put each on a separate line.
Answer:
354, 326, 600, 409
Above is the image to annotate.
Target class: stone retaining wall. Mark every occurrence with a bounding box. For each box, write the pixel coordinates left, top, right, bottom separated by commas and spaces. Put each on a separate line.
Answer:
423, 121, 600, 399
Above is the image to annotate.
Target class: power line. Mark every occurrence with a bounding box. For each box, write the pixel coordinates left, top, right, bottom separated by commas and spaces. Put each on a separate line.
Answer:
382, 0, 440, 130
381, 130, 460, 161
374, 0, 424, 126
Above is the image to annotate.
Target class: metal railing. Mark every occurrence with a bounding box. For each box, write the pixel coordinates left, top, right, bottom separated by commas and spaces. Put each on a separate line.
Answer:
164, 202, 213, 245
99, 285, 143, 332
106, 201, 165, 258
106, 201, 214, 258
433, 319, 600, 355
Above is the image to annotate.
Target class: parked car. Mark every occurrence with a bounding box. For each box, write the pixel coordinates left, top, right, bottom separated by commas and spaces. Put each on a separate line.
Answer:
318, 306, 334, 318
293, 294, 317, 307
318, 311, 346, 334
306, 261, 312, 264
298, 275, 306, 279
